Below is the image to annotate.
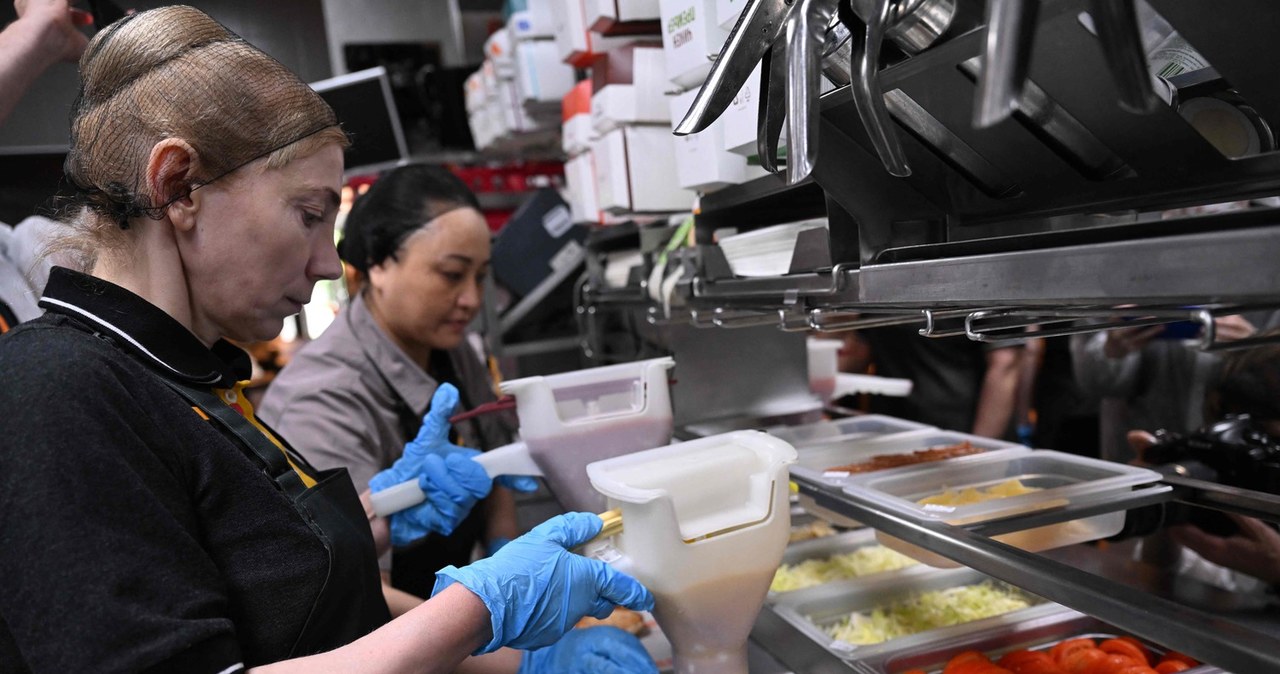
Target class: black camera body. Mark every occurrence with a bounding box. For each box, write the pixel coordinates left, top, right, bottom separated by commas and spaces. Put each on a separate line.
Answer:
1131, 415, 1280, 537
1144, 415, 1280, 495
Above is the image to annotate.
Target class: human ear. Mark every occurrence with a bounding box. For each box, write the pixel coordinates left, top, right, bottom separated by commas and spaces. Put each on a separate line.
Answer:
145, 138, 201, 232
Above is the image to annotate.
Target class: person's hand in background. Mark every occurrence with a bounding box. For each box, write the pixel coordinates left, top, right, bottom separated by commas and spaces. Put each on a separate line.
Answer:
520, 626, 658, 674
1, 0, 91, 125
1103, 325, 1165, 359
15, 0, 90, 64
1213, 314, 1256, 343
1170, 513, 1280, 586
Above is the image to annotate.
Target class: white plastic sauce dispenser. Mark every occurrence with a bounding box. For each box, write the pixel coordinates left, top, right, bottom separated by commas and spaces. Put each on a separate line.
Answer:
370, 357, 675, 517
586, 431, 797, 674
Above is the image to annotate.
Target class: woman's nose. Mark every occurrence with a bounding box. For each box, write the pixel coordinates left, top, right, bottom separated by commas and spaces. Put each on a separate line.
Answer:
457, 276, 483, 309
309, 234, 343, 281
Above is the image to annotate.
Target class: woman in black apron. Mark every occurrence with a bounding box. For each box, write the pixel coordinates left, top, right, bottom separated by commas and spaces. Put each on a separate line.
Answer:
0, 6, 653, 674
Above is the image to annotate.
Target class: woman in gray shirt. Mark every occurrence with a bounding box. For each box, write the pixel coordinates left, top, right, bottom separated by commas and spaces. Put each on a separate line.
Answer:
260, 165, 527, 610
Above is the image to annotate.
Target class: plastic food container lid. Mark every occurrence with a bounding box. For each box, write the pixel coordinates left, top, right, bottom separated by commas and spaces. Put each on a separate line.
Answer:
843, 449, 1162, 525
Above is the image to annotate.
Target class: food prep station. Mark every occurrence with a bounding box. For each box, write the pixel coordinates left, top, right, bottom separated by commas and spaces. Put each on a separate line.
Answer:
567, 0, 1280, 671
679, 415, 1278, 674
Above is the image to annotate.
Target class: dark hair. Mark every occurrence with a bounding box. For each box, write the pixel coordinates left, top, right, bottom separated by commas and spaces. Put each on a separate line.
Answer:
339, 164, 481, 275
1205, 329, 1280, 422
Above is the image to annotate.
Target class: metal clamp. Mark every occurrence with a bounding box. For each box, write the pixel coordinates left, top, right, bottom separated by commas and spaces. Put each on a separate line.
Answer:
919, 307, 984, 337
808, 307, 926, 332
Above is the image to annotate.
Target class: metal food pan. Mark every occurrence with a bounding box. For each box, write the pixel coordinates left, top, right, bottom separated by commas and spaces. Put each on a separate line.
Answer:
769, 529, 935, 603
862, 609, 1224, 674
791, 429, 1027, 491
770, 566, 1063, 663
768, 415, 933, 449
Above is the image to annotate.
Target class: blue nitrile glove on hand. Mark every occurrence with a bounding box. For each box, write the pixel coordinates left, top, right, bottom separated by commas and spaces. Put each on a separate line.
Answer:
432, 512, 654, 653
369, 384, 537, 546
520, 626, 658, 674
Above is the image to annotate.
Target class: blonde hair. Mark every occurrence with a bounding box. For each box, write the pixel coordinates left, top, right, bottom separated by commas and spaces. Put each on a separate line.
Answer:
57, 5, 347, 269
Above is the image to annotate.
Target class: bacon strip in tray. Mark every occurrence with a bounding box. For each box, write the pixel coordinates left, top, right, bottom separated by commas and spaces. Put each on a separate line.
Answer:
825, 441, 984, 474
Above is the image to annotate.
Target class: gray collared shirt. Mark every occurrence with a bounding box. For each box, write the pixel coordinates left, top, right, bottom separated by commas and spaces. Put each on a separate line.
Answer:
259, 292, 515, 497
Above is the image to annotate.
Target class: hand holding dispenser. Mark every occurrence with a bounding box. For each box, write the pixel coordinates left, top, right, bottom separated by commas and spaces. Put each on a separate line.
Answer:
586, 431, 798, 674
371, 357, 676, 518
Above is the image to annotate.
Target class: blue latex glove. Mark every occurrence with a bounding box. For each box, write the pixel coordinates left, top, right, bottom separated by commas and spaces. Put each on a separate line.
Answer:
485, 536, 512, 556
520, 626, 658, 674
432, 512, 654, 653
370, 384, 491, 545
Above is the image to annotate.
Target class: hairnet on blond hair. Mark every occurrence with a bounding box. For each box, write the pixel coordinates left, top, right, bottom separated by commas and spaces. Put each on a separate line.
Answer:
64, 5, 340, 228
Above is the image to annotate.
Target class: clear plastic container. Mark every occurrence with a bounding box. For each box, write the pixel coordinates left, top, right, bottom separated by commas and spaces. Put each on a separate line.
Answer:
846, 450, 1162, 567
791, 429, 1028, 528
868, 609, 1223, 674
770, 566, 1061, 663
768, 528, 932, 602
767, 414, 932, 449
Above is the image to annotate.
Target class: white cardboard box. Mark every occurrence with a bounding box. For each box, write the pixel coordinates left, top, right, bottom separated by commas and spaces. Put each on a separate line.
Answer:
591, 46, 671, 133
562, 113, 595, 156
587, 0, 662, 26
593, 126, 695, 213
514, 39, 576, 103
508, 0, 555, 40
668, 89, 768, 191
659, 0, 728, 89
553, 0, 633, 66
564, 151, 601, 223
716, 0, 746, 29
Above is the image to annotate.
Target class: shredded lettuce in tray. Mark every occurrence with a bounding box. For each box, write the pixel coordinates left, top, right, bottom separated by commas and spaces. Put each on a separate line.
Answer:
772, 545, 920, 592
822, 582, 1034, 645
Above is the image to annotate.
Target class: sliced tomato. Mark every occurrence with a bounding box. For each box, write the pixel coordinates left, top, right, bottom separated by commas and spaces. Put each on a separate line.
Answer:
1061, 648, 1106, 674
949, 661, 1005, 674
1085, 653, 1139, 674
1099, 639, 1149, 665
999, 649, 1051, 667
1000, 650, 1062, 674
1017, 657, 1069, 674
1153, 661, 1191, 674
1114, 667, 1158, 674
1051, 638, 1098, 666
1115, 637, 1153, 664
1158, 652, 1199, 667
945, 651, 992, 674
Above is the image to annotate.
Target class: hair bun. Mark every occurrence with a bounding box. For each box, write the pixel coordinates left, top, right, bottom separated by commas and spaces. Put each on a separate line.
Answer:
80, 6, 232, 104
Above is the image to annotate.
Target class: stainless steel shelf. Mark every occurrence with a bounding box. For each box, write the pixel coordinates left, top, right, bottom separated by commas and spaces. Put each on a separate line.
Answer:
603, 224, 1280, 318
856, 225, 1280, 307
792, 476, 1280, 674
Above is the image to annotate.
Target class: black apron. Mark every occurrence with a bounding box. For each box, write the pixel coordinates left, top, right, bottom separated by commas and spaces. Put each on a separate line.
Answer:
161, 379, 391, 657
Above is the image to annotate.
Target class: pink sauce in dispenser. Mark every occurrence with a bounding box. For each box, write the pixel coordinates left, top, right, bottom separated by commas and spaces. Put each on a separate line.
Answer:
587, 431, 798, 674
477, 358, 676, 513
